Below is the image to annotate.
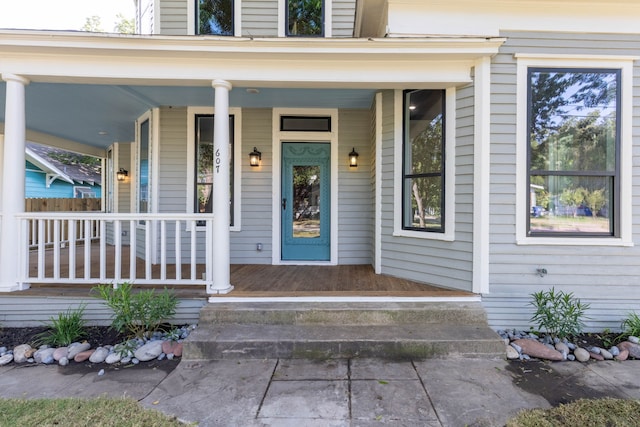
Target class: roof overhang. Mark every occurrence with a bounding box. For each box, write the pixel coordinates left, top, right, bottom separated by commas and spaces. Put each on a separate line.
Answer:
0, 30, 505, 89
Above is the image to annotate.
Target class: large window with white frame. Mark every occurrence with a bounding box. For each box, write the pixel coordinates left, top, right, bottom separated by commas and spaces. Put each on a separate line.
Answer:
197, 0, 233, 36
527, 68, 620, 237
402, 89, 446, 233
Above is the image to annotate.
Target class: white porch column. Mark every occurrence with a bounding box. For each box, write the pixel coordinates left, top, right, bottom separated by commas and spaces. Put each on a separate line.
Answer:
209, 79, 234, 295
0, 73, 30, 292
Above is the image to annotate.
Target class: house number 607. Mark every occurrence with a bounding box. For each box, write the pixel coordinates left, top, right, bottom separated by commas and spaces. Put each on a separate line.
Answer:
215, 149, 221, 173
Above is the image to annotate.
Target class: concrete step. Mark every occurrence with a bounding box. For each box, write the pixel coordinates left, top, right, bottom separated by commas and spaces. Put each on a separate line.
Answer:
183, 323, 505, 360
185, 301, 505, 360
198, 301, 489, 326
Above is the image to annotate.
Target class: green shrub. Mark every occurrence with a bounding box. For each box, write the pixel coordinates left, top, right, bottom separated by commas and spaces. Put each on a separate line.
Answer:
621, 312, 640, 338
35, 304, 87, 346
93, 283, 178, 339
529, 287, 590, 340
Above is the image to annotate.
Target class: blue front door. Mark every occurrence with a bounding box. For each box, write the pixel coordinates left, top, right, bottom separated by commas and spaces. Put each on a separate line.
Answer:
281, 143, 330, 261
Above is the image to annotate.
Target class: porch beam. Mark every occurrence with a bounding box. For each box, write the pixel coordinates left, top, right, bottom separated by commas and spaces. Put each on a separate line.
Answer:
209, 79, 234, 296
0, 73, 30, 292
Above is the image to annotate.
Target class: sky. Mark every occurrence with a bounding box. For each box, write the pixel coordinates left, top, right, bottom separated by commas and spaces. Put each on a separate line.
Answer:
0, 0, 135, 32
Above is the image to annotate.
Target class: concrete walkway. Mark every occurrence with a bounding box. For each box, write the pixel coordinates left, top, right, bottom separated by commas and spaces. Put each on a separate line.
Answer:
1, 358, 640, 426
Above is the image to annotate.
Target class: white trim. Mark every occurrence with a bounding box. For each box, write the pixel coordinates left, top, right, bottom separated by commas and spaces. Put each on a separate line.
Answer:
515, 55, 634, 247
374, 92, 382, 274
153, 0, 161, 35
186, 106, 242, 232
234, 0, 242, 37
473, 57, 491, 294
187, 0, 195, 35
271, 108, 339, 265
208, 296, 482, 303
392, 88, 456, 242
277, 0, 285, 37
278, 0, 333, 37
324, 0, 332, 38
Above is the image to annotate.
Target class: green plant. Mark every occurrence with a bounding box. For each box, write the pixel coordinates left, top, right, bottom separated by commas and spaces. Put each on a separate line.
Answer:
34, 304, 87, 347
93, 283, 178, 339
621, 312, 640, 338
529, 287, 590, 340
113, 339, 138, 358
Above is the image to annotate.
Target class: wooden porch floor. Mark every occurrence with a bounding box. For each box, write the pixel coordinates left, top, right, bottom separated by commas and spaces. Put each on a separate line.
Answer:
19, 246, 473, 299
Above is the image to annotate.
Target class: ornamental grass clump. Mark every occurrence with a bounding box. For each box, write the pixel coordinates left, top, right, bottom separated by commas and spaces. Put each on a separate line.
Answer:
621, 312, 640, 338
529, 287, 590, 340
93, 282, 178, 339
34, 304, 87, 347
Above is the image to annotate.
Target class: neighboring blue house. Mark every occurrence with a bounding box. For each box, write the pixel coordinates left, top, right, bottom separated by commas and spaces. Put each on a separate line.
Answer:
25, 142, 102, 199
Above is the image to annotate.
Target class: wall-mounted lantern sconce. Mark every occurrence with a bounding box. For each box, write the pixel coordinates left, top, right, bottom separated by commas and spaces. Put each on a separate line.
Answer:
349, 147, 359, 168
116, 168, 128, 182
249, 147, 262, 167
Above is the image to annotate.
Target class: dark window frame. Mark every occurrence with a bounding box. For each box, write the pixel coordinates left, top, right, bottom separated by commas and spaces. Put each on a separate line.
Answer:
526, 67, 621, 238
401, 89, 446, 233
196, 0, 234, 36
285, 0, 325, 37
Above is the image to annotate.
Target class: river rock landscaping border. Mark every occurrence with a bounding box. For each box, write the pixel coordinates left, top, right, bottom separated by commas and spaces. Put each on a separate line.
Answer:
0, 325, 196, 370
499, 329, 640, 362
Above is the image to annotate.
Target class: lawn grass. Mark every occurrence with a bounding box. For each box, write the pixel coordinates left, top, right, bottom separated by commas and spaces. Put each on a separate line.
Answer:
0, 396, 189, 426
507, 398, 640, 427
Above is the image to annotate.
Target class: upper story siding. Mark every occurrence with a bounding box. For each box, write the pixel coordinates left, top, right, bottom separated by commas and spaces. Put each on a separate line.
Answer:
147, 0, 355, 37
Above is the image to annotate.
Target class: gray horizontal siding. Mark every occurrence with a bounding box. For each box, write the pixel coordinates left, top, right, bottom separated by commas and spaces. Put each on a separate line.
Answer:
332, 0, 356, 37
242, 0, 278, 37
338, 109, 373, 264
378, 88, 475, 292
232, 108, 273, 263
484, 30, 640, 331
0, 296, 205, 327
160, 0, 188, 35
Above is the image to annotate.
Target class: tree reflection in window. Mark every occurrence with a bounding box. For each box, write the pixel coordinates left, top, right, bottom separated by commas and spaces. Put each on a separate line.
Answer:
287, 0, 323, 37
198, 0, 233, 36
528, 69, 619, 236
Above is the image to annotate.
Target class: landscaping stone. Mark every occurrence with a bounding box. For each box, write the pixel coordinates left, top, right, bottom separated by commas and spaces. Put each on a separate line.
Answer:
513, 339, 563, 361
574, 348, 590, 362
134, 341, 164, 362
53, 347, 68, 361
589, 351, 604, 361
555, 342, 570, 354
67, 342, 91, 359
0, 354, 13, 366
34, 348, 56, 364
13, 344, 32, 363
105, 353, 122, 364
618, 341, 640, 359
615, 349, 629, 361
59, 357, 69, 366
600, 349, 613, 360
89, 347, 109, 364
162, 341, 183, 357
628, 336, 639, 344
74, 349, 95, 363
505, 345, 519, 360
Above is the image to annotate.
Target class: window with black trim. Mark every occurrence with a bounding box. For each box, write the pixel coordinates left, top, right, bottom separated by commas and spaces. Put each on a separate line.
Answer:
527, 68, 620, 237
280, 116, 331, 132
402, 89, 445, 232
286, 0, 323, 37
197, 0, 233, 36
195, 114, 234, 225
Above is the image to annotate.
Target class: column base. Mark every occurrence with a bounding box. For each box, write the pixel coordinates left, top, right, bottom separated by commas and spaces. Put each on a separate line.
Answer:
0, 282, 30, 292
207, 284, 234, 299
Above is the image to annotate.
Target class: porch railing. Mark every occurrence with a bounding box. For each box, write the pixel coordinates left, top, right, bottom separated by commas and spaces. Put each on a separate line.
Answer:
17, 212, 213, 286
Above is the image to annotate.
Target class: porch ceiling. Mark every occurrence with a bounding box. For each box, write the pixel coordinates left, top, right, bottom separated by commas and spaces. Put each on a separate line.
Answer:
0, 83, 376, 151
0, 30, 504, 152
